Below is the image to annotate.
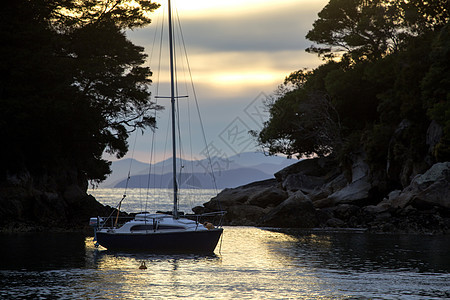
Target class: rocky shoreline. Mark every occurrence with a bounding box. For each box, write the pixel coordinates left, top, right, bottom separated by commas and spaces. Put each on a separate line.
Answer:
1, 157, 448, 235
194, 158, 450, 235
0, 168, 117, 233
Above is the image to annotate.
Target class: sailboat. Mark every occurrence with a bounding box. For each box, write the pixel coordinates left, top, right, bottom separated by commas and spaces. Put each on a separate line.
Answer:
89, 0, 224, 253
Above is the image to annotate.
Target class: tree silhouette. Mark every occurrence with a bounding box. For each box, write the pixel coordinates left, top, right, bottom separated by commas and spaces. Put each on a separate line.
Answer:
0, 0, 161, 182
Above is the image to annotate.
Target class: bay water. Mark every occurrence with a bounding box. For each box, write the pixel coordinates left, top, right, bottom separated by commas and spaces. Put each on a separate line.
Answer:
1, 188, 449, 299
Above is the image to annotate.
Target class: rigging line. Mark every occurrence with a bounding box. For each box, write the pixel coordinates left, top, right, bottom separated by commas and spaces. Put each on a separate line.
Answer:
144, 96, 160, 212
113, 112, 141, 226
155, 4, 165, 99
148, 1, 164, 65
145, 4, 166, 213
149, 2, 168, 199
175, 7, 196, 207
176, 98, 184, 212
175, 87, 185, 185
176, 10, 220, 195
145, 130, 156, 213
172, 17, 186, 198
159, 113, 171, 189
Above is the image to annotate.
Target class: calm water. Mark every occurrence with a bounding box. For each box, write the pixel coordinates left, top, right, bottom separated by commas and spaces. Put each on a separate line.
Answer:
90, 188, 219, 214
1, 189, 449, 299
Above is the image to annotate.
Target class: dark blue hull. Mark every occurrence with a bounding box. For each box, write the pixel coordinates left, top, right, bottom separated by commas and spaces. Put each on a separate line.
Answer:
96, 228, 223, 253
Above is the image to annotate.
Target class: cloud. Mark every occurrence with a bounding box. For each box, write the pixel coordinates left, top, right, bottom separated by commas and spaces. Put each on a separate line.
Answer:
119, 0, 329, 162
179, 6, 324, 53
131, 0, 327, 53
127, 0, 327, 96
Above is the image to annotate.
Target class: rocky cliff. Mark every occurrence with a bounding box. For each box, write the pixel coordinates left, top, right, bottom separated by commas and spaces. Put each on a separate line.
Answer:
195, 157, 450, 234
0, 167, 113, 232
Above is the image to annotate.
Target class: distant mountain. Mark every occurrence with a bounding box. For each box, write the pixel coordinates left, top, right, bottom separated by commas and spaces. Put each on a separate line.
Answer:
100, 152, 296, 188
114, 167, 273, 189
100, 158, 150, 188
226, 152, 292, 167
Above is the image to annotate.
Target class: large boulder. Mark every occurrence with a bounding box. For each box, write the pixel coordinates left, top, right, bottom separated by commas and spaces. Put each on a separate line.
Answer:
275, 157, 339, 194
328, 152, 373, 206
202, 179, 280, 211
387, 119, 432, 187
281, 173, 326, 194
222, 205, 268, 226
0, 167, 112, 232
259, 191, 318, 228
247, 186, 287, 208
328, 178, 372, 205
196, 179, 288, 225
390, 162, 450, 209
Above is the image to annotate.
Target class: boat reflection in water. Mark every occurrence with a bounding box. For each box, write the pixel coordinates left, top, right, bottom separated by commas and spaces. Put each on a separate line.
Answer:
1, 227, 449, 299
84, 227, 450, 299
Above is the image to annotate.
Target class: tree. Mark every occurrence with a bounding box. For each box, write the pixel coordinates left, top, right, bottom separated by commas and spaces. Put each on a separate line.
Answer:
306, 0, 404, 61
0, 0, 161, 182
255, 68, 342, 158
255, 0, 449, 174
422, 24, 450, 161
306, 0, 449, 61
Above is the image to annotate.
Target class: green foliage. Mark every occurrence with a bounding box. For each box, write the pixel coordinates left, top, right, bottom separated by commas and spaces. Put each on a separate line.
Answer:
306, 0, 449, 62
306, 0, 404, 61
0, 0, 161, 182
255, 0, 449, 179
324, 62, 380, 130
422, 24, 450, 161
258, 70, 342, 158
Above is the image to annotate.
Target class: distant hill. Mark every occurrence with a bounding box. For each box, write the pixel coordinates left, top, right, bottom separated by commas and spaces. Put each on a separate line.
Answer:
113, 167, 273, 189
100, 152, 296, 188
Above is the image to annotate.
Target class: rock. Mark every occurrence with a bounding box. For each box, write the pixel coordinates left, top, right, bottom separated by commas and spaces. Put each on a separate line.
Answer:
350, 152, 370, 182
259, 191, 318, 228
426, 120, 443, 164
274, 157, 337, 182
64, 184, 86, 204
281, 173, 325, 194
413, 178, 450, 209
224, 205, 268, 226
275, 157, 342, 198
327, 151, 375, 206
362, 205, 389, 215
412, 162, 449, 187
390, 162, 450, 209
203, 179, 280, 212
328, 178, 372, 205
200, 179, 287, 225
326, 217, 345, 228
0, 166, 112, 231
387, 190, 401, 201
307, 173, 348, 205
194, 153, 449, 234
316, 208, 333, 225
313, 197, 335, 209
387, 119, 412, 185
192, 206, 206, 215
247, 186, 287, 208
332, 204, 360, 221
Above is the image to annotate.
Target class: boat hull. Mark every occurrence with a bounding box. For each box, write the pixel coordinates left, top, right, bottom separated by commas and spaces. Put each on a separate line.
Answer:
96, 228, 223, 253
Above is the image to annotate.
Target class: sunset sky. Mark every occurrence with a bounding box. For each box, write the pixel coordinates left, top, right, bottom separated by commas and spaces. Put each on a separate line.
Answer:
119, 0, 328, 163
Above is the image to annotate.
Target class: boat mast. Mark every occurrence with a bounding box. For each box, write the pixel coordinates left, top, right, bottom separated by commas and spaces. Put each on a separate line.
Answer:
168, 0, 179, 219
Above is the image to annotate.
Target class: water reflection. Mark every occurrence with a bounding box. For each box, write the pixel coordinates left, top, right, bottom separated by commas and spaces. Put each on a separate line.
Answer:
84, 242, 223, 299
1, 228, 449, 299
0, 232, 87, 270
265, 228, 450, 273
